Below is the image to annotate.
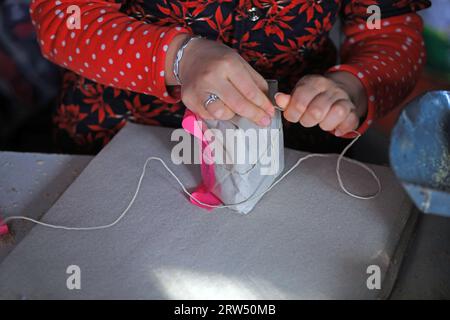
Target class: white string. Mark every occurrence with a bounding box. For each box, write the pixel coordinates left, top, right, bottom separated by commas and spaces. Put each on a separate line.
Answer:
1, 131, 381, 231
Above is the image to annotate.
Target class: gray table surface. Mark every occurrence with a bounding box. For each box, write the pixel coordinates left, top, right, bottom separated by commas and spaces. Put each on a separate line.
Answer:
0, 129, 448, 299
0, 152, 93, 262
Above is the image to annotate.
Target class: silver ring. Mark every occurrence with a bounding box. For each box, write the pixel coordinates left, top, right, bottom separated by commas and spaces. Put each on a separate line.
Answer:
204, 93, 220, 109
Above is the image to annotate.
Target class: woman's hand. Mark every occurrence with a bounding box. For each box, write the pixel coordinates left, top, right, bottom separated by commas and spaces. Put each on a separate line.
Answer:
165, 35, 275, 126
275, 72, 368, 136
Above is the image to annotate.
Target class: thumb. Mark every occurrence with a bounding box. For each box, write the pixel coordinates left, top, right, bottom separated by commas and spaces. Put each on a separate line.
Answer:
275, 92, 290, 110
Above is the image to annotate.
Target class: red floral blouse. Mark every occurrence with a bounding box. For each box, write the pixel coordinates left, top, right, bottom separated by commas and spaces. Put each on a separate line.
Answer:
30, 0, 431, 153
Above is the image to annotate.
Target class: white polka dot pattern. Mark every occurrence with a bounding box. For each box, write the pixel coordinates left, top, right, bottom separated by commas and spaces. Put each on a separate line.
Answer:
327, 13, 425, 138
29, 0, 190, 103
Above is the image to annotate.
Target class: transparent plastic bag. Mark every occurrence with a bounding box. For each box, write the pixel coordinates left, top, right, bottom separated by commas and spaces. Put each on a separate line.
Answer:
182, 80, 284, 214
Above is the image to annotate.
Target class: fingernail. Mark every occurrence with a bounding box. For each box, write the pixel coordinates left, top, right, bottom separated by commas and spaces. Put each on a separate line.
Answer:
312, 109, 322, 120
335, 129, 342, 137
213, 108, 224, 118
274, 92, 283, 105
274, 92, 287, 110
259, 115, 271, 127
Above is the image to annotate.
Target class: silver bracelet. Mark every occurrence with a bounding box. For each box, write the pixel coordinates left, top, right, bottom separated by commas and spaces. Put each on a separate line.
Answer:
173, 35, 202, 85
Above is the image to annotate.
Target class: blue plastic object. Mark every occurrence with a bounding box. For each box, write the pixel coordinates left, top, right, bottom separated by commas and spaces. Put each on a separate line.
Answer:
390, 90, 450, 217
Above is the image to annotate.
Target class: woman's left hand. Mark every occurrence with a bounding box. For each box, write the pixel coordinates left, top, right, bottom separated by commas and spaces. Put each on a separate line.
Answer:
275, 72, 368, 137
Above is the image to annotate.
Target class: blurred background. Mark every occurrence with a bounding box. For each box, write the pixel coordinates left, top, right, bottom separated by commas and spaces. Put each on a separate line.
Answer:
0, 0, 60, 153
0, 0, 449, 155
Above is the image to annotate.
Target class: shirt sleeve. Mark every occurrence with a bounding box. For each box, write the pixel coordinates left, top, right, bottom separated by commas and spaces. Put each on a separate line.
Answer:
29, 0, 191, 103
327, 0, 431, 138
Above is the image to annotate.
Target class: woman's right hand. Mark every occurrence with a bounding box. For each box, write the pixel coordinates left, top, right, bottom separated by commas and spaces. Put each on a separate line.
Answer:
167, 35, 275, 126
